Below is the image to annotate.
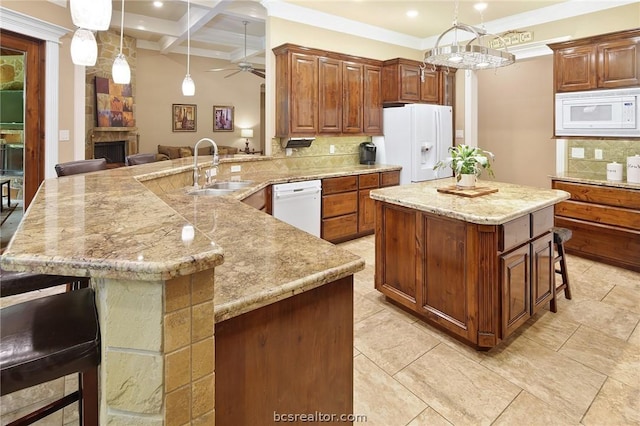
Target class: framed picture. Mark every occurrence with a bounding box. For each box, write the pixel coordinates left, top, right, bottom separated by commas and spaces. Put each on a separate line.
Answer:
213, 105, 234, 131
172, 104, 197, 132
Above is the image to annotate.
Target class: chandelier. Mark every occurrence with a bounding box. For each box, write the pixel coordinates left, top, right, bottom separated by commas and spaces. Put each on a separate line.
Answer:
423, 3, 515, 71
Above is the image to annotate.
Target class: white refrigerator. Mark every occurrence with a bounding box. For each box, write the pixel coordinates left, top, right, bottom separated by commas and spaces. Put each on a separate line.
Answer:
373, 104, 453, 185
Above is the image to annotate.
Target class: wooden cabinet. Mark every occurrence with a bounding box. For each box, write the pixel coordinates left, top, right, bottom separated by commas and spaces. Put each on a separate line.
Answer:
549, 29, 640, 92
375, 201, 554, 348
551, 180, 640, 272
381, 58, 455, 105
241, 185, 272, 214
274, 44, 383, 137
321, 170, 399, 243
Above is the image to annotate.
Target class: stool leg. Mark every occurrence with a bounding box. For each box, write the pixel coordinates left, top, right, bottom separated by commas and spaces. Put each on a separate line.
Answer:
80, 367, 99, 426
550, 273, 558, 313
557, 242, 572, 300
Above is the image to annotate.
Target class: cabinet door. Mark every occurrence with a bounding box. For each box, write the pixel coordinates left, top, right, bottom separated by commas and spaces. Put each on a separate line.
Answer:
358, 189, 376, 234
531, 233, 553, 314
290, 52, 318, 134
419, 67, 439, 103
363, 65, 383, 135
399, 63, 420, 101
342, 61, 364, 133
554, 45, 597, 92
318, 57, 342, 133
501, 244, 530, 338
598, 38, 640, 88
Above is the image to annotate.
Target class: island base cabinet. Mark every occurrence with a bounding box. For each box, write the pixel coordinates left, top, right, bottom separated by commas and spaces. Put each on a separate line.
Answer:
215, 277, 354, 425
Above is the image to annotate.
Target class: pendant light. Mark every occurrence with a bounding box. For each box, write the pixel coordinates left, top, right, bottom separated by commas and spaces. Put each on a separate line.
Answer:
69, 0, 112, 31
70, 28, 98, 66
112, 0, 131, 84
423, 0, 514, 71
182, 0, 195, 96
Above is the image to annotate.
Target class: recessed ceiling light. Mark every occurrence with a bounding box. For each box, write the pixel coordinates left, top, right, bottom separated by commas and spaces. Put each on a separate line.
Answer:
153, 1, 163, 8
474, 2, 488, 12
406, 10, 418, 18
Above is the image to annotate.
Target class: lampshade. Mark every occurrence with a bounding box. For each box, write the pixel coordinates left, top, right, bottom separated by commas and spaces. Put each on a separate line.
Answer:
70, 28, 98, 66
69, 0, 112, 31
241, 129, 254, 138
112, 53, 131, 84
182, 74, 195, 96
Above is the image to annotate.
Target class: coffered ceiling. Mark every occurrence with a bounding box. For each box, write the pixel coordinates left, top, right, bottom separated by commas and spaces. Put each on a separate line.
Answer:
104, 0, 636, 70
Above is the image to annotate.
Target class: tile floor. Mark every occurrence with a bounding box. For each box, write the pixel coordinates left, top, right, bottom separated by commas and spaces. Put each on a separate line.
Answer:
339, 235, 640, 426
1, 235, 639, 425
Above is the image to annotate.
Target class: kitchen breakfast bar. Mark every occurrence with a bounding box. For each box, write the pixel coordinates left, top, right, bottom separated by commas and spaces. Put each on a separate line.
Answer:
0, 157, 399, 425
370, 179, 570, 350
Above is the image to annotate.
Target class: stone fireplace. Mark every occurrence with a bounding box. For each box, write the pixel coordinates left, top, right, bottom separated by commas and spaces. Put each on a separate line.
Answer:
89, 128, 138, 165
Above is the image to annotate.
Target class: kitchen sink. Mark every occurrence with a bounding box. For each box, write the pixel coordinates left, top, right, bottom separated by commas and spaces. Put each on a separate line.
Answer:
209, 180, 254, 190
188, 188, 235, 196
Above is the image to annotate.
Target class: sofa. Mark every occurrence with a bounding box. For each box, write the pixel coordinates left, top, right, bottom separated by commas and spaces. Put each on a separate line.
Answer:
157, 144, 238, 160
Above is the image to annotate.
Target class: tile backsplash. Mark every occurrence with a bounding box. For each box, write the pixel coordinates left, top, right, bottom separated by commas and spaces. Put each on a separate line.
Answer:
270, 136, 368, 169
567, 139, 640, 178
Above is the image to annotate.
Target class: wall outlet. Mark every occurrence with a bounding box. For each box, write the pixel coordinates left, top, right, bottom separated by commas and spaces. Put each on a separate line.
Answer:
455, 129, 464, 139
286, 148, 293, 156
571, 147, 585, 159
59, 130, 70, 141
230, 165, 241, 173
594, 149, 603, 160
329, 144, 335, 154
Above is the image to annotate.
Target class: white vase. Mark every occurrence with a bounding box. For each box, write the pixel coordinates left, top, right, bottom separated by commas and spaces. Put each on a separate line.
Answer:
456, 173, 476, 189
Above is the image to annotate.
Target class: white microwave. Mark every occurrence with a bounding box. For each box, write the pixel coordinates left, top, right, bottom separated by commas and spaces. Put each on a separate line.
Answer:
555, 88, 640, 138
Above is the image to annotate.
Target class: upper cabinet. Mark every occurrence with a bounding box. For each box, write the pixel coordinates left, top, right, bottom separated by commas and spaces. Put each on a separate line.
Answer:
549, 29, 640, 92
381, 58, 456, 106
273, 44, 383, 138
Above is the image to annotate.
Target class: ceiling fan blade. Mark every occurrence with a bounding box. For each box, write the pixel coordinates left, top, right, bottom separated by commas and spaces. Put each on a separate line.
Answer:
253, 68, 266, 72
251, 70, 266, 78
207, 67, 234, 72
225, 70, 242, 78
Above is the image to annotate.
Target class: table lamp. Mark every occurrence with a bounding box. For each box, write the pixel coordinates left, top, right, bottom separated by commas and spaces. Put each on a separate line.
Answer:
241, 128, 253, 153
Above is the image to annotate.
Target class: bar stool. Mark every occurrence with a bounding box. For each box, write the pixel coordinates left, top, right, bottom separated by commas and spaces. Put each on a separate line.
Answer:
125, 153, 158, 166
550, 227, 573, 313
0, 286, 100, 425
54, 158, 107, 177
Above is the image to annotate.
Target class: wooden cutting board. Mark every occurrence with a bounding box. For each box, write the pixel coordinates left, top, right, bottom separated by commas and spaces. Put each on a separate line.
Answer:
436, 185, 499, 197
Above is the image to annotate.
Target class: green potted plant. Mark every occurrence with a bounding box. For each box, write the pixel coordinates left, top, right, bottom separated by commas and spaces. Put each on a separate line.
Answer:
434, 144, 495, 188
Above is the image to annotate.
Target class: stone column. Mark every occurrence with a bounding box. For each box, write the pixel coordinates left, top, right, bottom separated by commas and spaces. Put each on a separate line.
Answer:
95, 268, 215, 425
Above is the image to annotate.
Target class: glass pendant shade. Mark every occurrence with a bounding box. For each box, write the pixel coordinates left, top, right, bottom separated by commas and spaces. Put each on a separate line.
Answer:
112, 53, 131, 84
70, 0, 112, 30
70, 28, 97, 66
182, 74, 195, 96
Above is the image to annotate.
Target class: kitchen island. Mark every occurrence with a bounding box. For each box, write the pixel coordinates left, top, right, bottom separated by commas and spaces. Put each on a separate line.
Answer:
370, 179, 570, 349
0, 158, 402, 425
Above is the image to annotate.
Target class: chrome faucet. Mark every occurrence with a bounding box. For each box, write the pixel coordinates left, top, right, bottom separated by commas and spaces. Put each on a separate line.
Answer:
193, 138, 219, 188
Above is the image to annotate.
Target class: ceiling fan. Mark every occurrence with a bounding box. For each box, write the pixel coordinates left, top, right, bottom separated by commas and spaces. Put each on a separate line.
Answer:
207, 21, 265, 79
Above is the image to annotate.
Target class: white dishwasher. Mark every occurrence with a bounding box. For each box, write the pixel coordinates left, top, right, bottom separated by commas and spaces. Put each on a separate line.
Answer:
272, 180, 322, 237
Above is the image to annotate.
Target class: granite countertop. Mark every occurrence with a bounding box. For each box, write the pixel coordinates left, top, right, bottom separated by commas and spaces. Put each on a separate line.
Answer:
551, 172, 640, 190
1, 158, 401, 321
370, 178, 570, 225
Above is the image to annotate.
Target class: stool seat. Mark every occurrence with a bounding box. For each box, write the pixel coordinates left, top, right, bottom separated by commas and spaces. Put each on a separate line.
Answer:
0, 268, 89, 297
552, 227, 572, 245
0, 287, 100, 395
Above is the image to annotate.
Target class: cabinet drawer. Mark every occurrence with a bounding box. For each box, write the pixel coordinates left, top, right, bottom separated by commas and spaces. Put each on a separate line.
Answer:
552, 181, 640, 209
322, 214, 358, 242
322, 192, 357, 218
323, 176, 358, 195
531, 206, 554, 238
499, 215, 531, 252
381, 170, 400, 187
556, 200, 640, 230
359, 173, 380, 189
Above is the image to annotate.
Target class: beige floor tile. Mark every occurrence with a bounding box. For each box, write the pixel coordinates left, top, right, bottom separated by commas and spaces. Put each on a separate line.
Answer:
582, 378, 640, 426
602, 284, 640, 314
628, 324, 640, 346
565, 254, 599, 275
568, 272, 615, 302
354, 291, 385, 323
0, 378, 64, 416
481, 336, 606, 423
406, 407, 452, 426
354, 309, 439, 375
492, 391, 579, 426
558, 325, 640, 388
353, 354, 427, 426
585, 262, 640, 291
0, 398, 64, 425
556, 298, 639, 340
516, 309, 581, 351
395, 344, 521, 425
364, 291, 421, 324
411, 320, 493, 363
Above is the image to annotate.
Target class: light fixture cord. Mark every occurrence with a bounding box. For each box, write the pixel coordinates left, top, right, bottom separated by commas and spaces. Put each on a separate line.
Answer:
119, 0, 125, 53
187, 0, 191, 75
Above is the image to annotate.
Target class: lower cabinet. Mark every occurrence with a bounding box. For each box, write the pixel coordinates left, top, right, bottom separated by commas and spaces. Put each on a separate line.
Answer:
375, 201, 554, 348
321, 170, 399, 243
241, 185, 272, 214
